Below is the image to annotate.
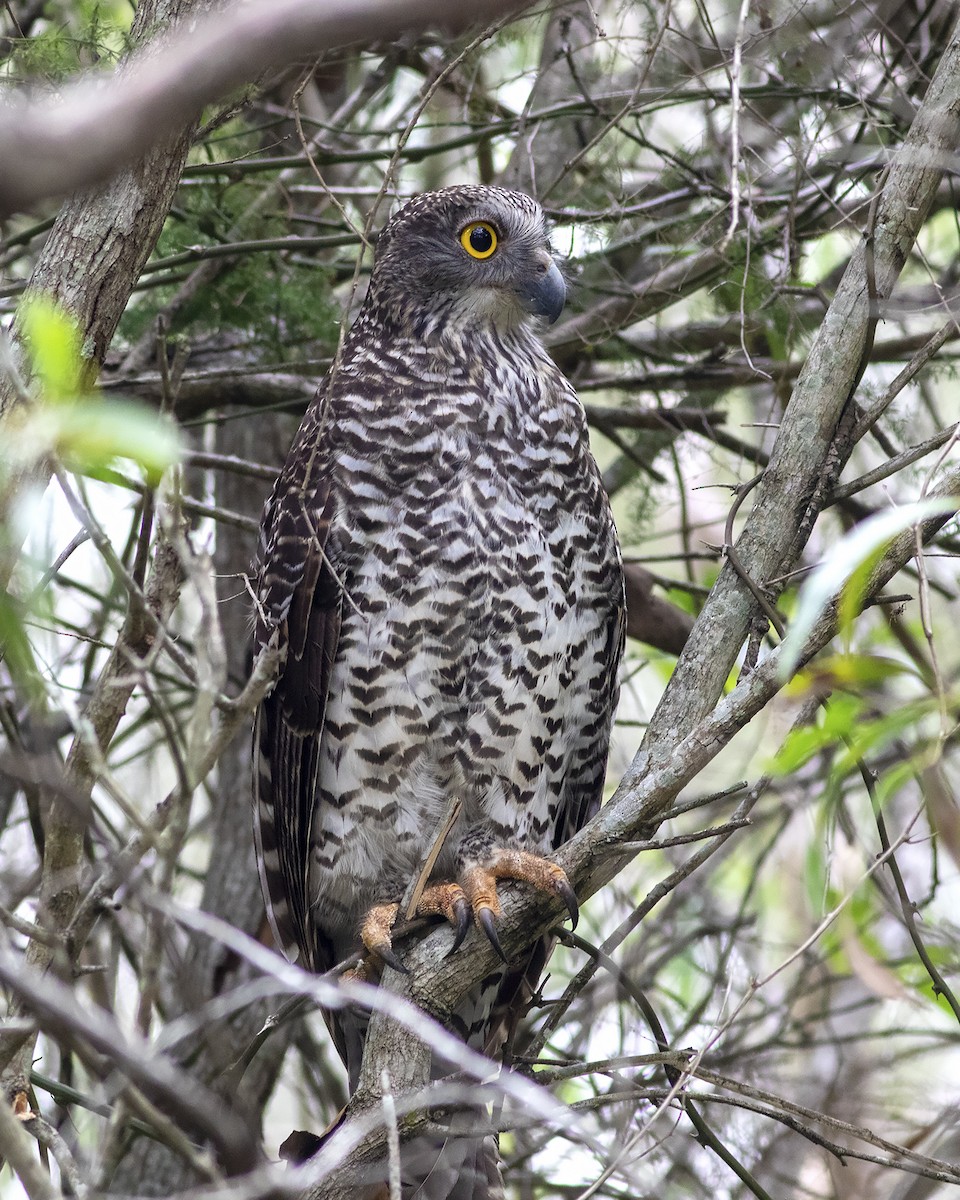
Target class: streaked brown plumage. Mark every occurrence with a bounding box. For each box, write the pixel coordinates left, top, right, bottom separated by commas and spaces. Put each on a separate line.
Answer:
252, 185, 623, 1198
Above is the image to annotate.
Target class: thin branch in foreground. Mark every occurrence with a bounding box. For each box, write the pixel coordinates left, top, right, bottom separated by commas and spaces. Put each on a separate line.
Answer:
0, 946, 259, 1176
555, 928, 775, 1200
0, 1089, 64, 1200
22, 1115, 90, 1200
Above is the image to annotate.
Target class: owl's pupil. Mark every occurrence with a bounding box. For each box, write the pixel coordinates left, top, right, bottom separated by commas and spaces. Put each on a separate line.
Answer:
470, 225, 493, 253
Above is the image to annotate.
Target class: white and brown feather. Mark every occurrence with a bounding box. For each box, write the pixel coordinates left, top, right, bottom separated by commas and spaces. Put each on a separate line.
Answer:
252, 185, 623, 1194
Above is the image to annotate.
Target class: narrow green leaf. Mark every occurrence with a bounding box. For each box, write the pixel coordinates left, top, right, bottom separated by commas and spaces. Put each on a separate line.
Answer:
779, 498, 958, 680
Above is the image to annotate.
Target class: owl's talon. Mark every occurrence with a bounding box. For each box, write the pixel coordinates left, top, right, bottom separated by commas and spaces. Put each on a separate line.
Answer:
359, 902, 408, 973
415, 881, 472, 955
461, 849, 580, 955
555, 876, 579, 929
447, 896, 471, 957
379, 946, 409, 975
358, 856, 577, 968
477, 906, 507, 962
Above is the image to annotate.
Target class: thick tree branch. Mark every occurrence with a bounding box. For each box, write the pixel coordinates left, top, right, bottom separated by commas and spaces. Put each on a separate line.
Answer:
636, 10, 960, 774
0, 0, 216, 604
623, 562, 694, 655
305, 468, 960, 1199
0, 0, 536, 217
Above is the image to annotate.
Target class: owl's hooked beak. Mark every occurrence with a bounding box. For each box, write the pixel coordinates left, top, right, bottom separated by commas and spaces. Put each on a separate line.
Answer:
515, 254, 566, 324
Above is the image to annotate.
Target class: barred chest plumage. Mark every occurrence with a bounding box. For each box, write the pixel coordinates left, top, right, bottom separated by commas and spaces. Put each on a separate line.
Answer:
253, 195, 626, 1186
308, 323, 622, 967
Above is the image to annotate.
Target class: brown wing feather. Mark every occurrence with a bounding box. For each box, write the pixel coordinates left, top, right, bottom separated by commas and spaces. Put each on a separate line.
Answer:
253, 402, 342, 973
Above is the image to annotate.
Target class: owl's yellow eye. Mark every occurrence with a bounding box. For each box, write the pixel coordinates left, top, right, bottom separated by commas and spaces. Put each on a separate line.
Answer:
460, 221, 498, 259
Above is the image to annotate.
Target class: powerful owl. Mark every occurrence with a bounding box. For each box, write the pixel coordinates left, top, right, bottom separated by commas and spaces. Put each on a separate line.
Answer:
252, 185, 624, 1198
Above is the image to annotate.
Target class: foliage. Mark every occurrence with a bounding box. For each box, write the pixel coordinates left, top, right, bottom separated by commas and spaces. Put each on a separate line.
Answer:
13, 294, 180, 482
0, 0, 131, 82
120, 170, 341, 359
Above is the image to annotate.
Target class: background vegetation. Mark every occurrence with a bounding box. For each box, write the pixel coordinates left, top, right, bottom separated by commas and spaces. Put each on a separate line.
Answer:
1, 1, 959, 1197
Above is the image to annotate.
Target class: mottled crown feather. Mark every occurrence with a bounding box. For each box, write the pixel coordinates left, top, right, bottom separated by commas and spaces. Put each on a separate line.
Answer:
375, 185, 544, 255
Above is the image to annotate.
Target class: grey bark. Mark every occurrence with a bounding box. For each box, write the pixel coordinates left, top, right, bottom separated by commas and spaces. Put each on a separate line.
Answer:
636, 9, 960, 777
0, 0, 210, 593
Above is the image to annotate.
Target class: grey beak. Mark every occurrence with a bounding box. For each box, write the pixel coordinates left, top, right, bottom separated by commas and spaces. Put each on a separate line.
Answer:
517, 259, 566, 324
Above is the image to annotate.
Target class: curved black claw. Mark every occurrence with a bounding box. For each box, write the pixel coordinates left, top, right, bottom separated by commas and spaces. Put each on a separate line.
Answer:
446, 896, 472, 957
555, 876, 579, 929
477, 906, 508, 963
378, 946, 409, 975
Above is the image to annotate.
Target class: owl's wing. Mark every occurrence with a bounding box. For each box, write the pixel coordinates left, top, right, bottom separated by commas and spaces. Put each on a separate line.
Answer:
252, 399, 342, 974
555, 495, 626, 849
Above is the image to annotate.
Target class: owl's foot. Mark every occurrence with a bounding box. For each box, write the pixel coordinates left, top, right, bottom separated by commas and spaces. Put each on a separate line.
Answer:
356, 856, 576, 969
357, 903, 405, 973
460, 849, 579, 964
358, 884, 471, 973
416, 881, 472, 954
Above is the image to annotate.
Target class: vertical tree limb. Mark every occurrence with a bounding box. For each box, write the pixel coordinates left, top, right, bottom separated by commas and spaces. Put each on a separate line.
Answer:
632, 10, 960, 781
0, 0, 212, 592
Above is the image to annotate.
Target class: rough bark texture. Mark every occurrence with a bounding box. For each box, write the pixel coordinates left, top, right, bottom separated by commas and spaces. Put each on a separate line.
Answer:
1, 0, 208, 397
0, 0, 209, 595
0, 0, 215, 1143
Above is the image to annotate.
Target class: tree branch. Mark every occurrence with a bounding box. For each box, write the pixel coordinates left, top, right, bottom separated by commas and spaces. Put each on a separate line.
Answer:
0, 0, 537, 216
304, 468, 959, 1198
635, 9, 960, 775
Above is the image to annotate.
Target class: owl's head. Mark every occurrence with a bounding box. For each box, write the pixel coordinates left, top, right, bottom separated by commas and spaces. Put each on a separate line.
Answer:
367, 185, 566, 332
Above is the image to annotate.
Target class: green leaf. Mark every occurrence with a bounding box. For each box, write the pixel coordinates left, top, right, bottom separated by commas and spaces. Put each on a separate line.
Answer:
785, 652, 915, 699
9, 296, 181, 482
779, 498, 958, 680
833, 699, 935, 773
767, 690, 874, 777
50, 398, 181, 484
18, 294, 86, 403
0, 591, 43, 706
2, 396, 181, 486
